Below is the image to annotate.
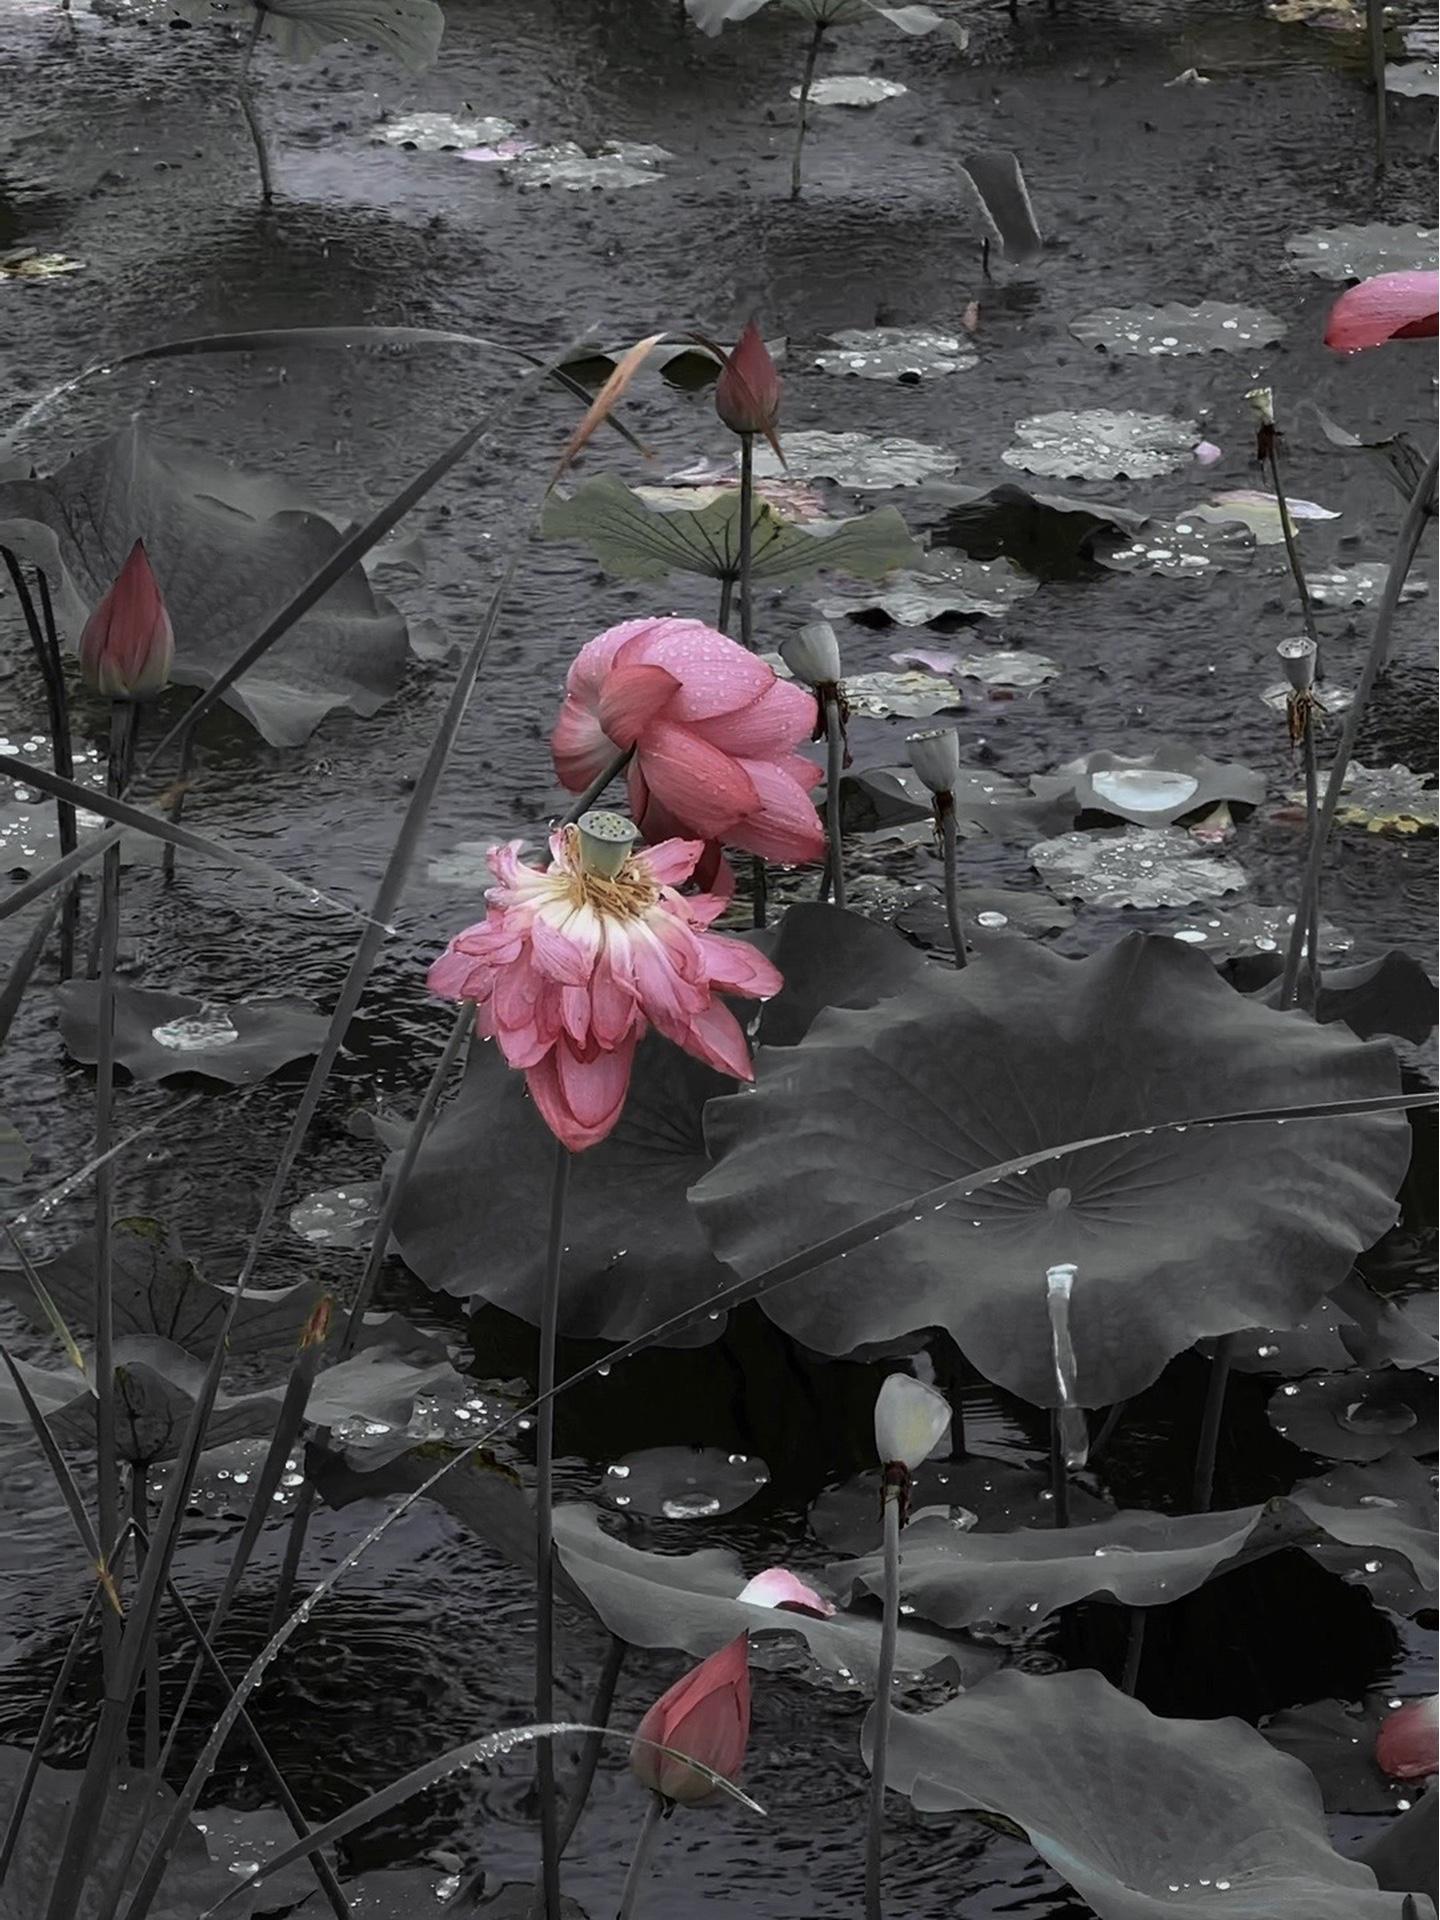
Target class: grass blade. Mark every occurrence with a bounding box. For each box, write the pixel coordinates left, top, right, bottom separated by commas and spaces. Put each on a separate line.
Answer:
3, 1226, 90, 1377
0, 888, 64, 1052
2, 1094, 205, 1244
0, 1347, 117, 1608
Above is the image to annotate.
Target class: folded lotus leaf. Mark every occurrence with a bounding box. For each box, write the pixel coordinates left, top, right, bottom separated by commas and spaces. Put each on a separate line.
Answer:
1031, 741, 1265, 828
693, 933, 1409, 1404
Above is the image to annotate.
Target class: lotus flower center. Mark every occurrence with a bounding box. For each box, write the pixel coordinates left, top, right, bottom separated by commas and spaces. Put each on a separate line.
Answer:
559, 826, 659, 920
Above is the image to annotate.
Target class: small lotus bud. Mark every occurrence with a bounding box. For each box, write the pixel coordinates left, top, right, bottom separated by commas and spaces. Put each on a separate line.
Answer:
1246, 386, 1276, 428
906, 726, 961, 796
78, 540, 174, 701
874, 1373, 951, 1472
779, 621, 841, 688
632, 1634, 751, 1805
1276, 636, 1317, 691
715, 322, 782, 440
576, 810, 639, 876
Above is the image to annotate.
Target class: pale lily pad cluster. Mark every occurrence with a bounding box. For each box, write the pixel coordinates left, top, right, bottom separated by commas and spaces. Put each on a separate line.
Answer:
814, 550, 1038, 623
793, 74, 909, 105
1003, 410, 1200, 481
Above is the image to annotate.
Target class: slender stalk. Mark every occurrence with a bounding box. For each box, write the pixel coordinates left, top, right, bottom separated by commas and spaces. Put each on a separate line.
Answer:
864, 1491, 902, 1920
1192, 1332, 1233, 1512
160, 726, 198, 881
130, 1465, 161, 1772
939, 805, 966, 968
738, 432, 756, 652
616, 1793, 667, 1920
1264, 441, 1323, 672
1048, 1408, 1070, 1527
1299, 725, 1322, 1010
238, 10, 274, 205
717, 574, 735, 635
557, 1636, 628, 1857
790, 22, 826, 201
1366, 0, 1387, 175
1088, 1399, 1127, 1464
751, 856, 768, 931
535, 1140, 572, 1920
1120, 1608, 1146, 1696
822, 693, 846, 910
560, 745, 634, 829
94, 701, 137, 1682
1280, 448, 1438, 1002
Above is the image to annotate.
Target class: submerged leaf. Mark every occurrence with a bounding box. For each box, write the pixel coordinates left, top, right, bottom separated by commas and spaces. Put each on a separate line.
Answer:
1289, 1456, 1437, 1610
1003, 409, 1198, 481
58, 983, 328, 1086
1190, 489, 1340, 544
258, 0, 444, 67
1030, 824, 1247, 907
600, 1445, 770, 1519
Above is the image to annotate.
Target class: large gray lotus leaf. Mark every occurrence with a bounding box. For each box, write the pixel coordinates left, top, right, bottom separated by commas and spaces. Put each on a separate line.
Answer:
1289, 1456, 1437, 1611
0, 424, 409, 746
542, 473, 920, 584
1285, 223, 1439, 281
1070, 301, 1286, 355
815, 550, 1038, 624
1099, 512, 1257, 578
1032, 742, 1265, 829
58, 982, 328, 1086
1003, 409, 1198, 481
815, 326, 974, 379
755, 430, 958, 489
1031, 824, 1246, 907
864, 1669, 1426, 1919
692, 933, 1408, 1405
551, 1504, 993, 1689
1268, 1366, 1437, 1461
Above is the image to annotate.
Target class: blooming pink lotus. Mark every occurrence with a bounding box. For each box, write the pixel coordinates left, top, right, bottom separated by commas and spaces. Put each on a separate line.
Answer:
1376, 1695, 1439, 1781
736, 1568, 835, 1618
1324, 270, 1440, 352
632, 1633, 751, 1805
552, 617, 825, 869
78, 540, 174, 701
427, 820, 782, 1153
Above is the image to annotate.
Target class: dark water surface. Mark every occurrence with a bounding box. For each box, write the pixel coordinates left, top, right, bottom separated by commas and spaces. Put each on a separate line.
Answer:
0, 0, 1436, 1911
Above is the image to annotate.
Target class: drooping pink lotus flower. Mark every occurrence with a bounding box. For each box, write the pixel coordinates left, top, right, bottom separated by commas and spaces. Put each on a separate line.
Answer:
1376, 1695, 1439, 1781
426, 818, 782, 1153
632, 1633, 751, 1805
552, 617, 826, 868
78, 540, 174, 701
1324, 271, 1440, 352
715, 321, 782, 451
736, 1568, 835, 1618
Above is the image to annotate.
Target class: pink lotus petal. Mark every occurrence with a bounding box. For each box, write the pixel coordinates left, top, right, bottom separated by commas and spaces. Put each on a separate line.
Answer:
890, 647, 961, 676
459, 138, 537, 163
1376, 1695, 1439, 1780
636, 719, 760, 841
1325, 270, 1440, 352
1193, 440, 1223, 466
736, 1568, 835, 1617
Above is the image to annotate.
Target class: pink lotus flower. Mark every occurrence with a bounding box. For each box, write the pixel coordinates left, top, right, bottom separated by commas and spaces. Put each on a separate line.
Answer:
1324, 271, 1440, 352
715, 321, 782, 451
78, 541, 174, 701
552, 618, 826, 869
1376, 1695, 1439, 1781
426, 820, 782, 1152
736, 1568, 835, 1618
632, 1633, 751, 1805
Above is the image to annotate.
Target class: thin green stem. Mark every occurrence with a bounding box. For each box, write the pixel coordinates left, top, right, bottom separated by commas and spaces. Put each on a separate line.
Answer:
1366, 0, 1387, 175
160, 724, 198, 882
864, 1491, 902, 1920
939, 806, 966, 968
1300, 726, 1322, 1010
238, 10, 274, 204
822, 694, 846, 910
1120, 1608, 1146, 1696
130, 1465, 160, 1772
1192, 1332, 1233, 1512
560, 745, 634, 829
738, 433, 756, 652
751, 855, 768, 930
790, 22, 825, 201
557, 1636, 628, 1857
1088, 1399, 1127, 1464
1264, 442, 1323, 672
535, 1139, 571, 1920
616, 1792, 667, 1920
1048, 1408, 1070, 1527
717, 573, 735, 636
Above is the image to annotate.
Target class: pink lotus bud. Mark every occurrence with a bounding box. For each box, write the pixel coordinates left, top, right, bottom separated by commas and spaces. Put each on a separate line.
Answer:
1376, 1695, 1439, 1781
78, 540, 174, 701
715, 322, 782, 441
632, 1634, 751, 1805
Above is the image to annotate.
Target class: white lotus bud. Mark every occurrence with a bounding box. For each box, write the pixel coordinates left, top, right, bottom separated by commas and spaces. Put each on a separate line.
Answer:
906, 727, 961, 796
780, 621, 842, 688
1275, 636, 1316, 692
874, 1373, 951, 1471
1246, 386, 1275, 428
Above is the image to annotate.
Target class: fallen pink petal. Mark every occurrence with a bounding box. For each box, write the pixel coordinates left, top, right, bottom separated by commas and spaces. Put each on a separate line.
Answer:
1323, 270, 1440, 352
735, 1568, 836, 1617
1376, 1695, 1440, 1780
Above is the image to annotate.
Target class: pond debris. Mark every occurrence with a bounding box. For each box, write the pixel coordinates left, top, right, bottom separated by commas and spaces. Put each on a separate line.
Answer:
502, 140, 673, 189
1190, 488, 1340, 544
0, 248, 85, 283
376, 110, 518, 150
1287, 762, 1438, 835
1069, 301, 1285, 356
791, 74, 908, 105
151, 1005, 241, 1052
1003, 410, 1199, 481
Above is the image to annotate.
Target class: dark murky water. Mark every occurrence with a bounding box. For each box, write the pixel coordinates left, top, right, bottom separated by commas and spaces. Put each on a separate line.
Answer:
0, 0, 1435, 1911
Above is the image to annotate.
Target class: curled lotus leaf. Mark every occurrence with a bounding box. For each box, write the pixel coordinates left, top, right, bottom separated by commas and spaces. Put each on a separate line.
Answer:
1268, 1366, 1438, 1462
750, 902, 930, 1047
1030, 824, 1247, 907
58, 983, 328, 1086
863, 1667, 1426, 1919
692, 932, 1409, 1406
1032, 742, 1265, 828
1243, 950, 1438, 1046
1218, 1270, 1439, 1378
924, 479, 1147, 578
1070, 300, 1286, 355
1003, 409, 1199, 481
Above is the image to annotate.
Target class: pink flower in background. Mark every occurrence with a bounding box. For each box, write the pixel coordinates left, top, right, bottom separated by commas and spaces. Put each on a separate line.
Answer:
736, 1568, 835, 1618
1376, 1695, 1439, 1780
632, 1633, 751, 1805
552, 617, 826, 868
427, 822, 781, 1152
1324, 270, 1440, 352
78, 540, 174, 701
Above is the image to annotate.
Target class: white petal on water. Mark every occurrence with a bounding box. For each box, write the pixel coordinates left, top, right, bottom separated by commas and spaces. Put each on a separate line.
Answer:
151, 1005, 241, 1051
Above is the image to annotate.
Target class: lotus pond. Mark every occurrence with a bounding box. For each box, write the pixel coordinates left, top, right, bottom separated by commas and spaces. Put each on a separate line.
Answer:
0, 0, 1436, 1914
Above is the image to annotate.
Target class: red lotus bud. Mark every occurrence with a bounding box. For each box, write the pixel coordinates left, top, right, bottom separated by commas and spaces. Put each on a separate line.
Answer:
78, 540, 174, 701
632, 1633, 750, 1805
715, 322, 782, 441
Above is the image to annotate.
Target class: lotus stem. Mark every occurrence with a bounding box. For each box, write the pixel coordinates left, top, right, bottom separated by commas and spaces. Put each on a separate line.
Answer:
1300, 726, 1322, 1009
716, 574, 735, 635
863, 1489, 902, 1920
738, 432, 756, 652
561, 745, 635, 829
160, 724, 198, 882
1263, 439, 1323, 674
1088, 1399, 1127, 1463
93, 699, 138, 1685
1120, 1608, 1146, 1696
558, 1636, 628, 1857
616, 1791, 667, 1920
791, 22, 826, 202
939, 804, 966, 968
130, 1466, 161, 1771
238, 9, 274, 204
2, 552, 77, 976
1366, 0, 1387, 175
821, 693, 847, 910
1192, 1332, 1233, 1512
1280, 446, 1438, 1004
1048, 1408, 1070, 1527
535, 1138, 572, 1920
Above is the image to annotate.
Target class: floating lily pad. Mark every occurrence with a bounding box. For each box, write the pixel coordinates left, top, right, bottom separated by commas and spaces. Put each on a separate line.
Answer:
1289, 1456, 1437, 1611
1269, 1367, 1437, 1462
601, 1445, 770, 1519
755, 430, 958, 490
1190, 489, 1341, 544
1033, 744, 1264, 829
1244, 952, 1437, 1047
815, 550, 1037, 624
843, 670, 964, 718
58, 983, 327, 1085
191, 1804, 339, 1909
504, 140, 671, 189
1030, 825, 1247, 907
289, 1182, 385, 1251
926, 480, 1147, 577
1098, 512, 1256, 577
1265, 1696, 1419, 1815
792, 73, 908, 105
1069, 300, 1286, 356
954, 648, 1059, 688
814, 326, 975, 381
1158, 904, 1351, 962
1386, 60, 1440, 95
158, 1435, 308, 1518
1285, 223, 1439, 281
0, 248, 84, 282
809, 1458, 1109, 1556
1003, 410, 1198, 481
1322, 763, 1438, 835
838, 763, 1070, 839
867, 1668, 1413, 1920
376, 111, 516, 150
1306, 562, 1429, 609
894, 886, 1076, 954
